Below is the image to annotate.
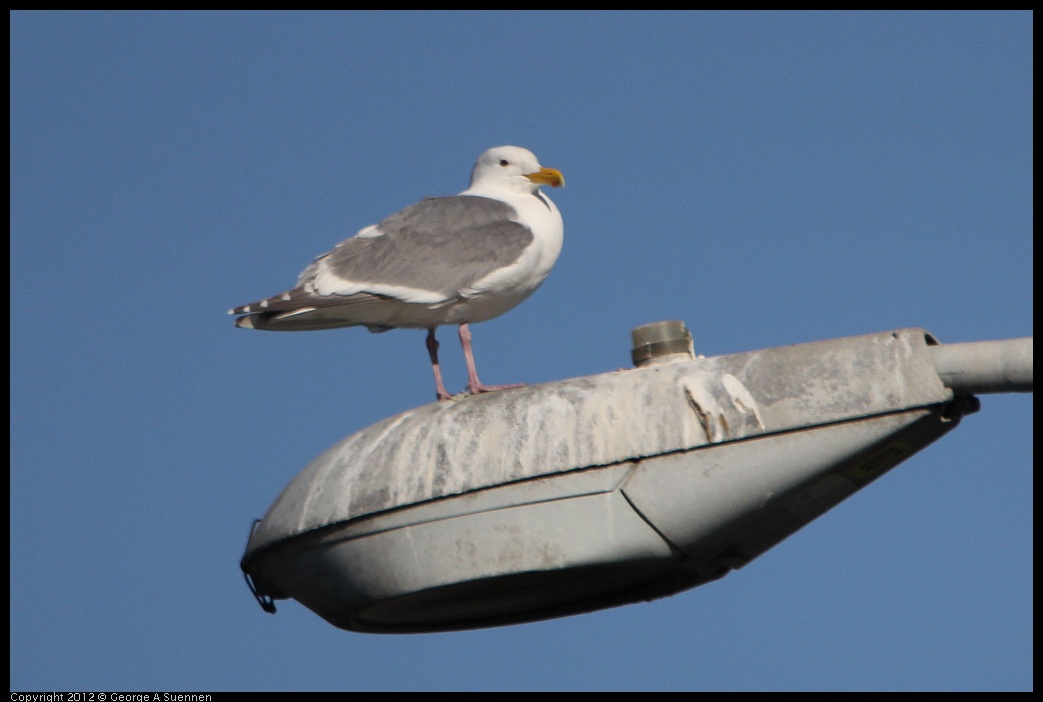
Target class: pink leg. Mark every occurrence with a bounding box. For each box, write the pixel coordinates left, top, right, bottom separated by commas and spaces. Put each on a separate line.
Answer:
425, 328, 453, 401
459, 323, 525, 395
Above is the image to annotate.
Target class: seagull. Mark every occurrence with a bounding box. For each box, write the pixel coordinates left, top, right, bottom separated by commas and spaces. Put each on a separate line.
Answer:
229, 145, 565, 402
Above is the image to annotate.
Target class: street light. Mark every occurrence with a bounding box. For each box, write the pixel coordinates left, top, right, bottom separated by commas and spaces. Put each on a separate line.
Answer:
241, 325, 1031, 633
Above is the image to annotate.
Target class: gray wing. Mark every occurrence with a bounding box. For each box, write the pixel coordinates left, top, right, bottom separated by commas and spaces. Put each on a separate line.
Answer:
230, 195, 535, 324
314, 195, 534, 298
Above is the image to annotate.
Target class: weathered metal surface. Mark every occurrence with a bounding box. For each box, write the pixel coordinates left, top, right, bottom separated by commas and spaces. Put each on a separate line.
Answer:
238, 327, 1043, 632
246, 328, 951, 556
245, 407, 965, 632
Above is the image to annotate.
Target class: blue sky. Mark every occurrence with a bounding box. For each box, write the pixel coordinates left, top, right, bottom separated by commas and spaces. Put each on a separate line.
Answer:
10, 11, 1032, 691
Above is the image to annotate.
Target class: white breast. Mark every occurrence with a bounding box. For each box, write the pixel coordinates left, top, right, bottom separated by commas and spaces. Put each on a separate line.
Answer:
447, 189, 563, 325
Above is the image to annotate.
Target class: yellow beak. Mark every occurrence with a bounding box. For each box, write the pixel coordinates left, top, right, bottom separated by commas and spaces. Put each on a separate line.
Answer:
525, 167, 565, 188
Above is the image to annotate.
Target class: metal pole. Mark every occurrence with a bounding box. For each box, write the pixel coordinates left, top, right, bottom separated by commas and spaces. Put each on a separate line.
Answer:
930, 337, 1033, 394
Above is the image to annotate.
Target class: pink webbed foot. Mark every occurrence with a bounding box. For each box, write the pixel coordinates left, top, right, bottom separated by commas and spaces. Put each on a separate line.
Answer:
458, 323, 525, 397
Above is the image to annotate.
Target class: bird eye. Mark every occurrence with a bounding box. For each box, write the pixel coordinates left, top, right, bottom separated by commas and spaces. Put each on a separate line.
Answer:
499, 159, 509, 167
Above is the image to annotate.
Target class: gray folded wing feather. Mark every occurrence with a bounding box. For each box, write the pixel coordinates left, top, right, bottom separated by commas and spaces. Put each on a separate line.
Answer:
312, 195, 534, 298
